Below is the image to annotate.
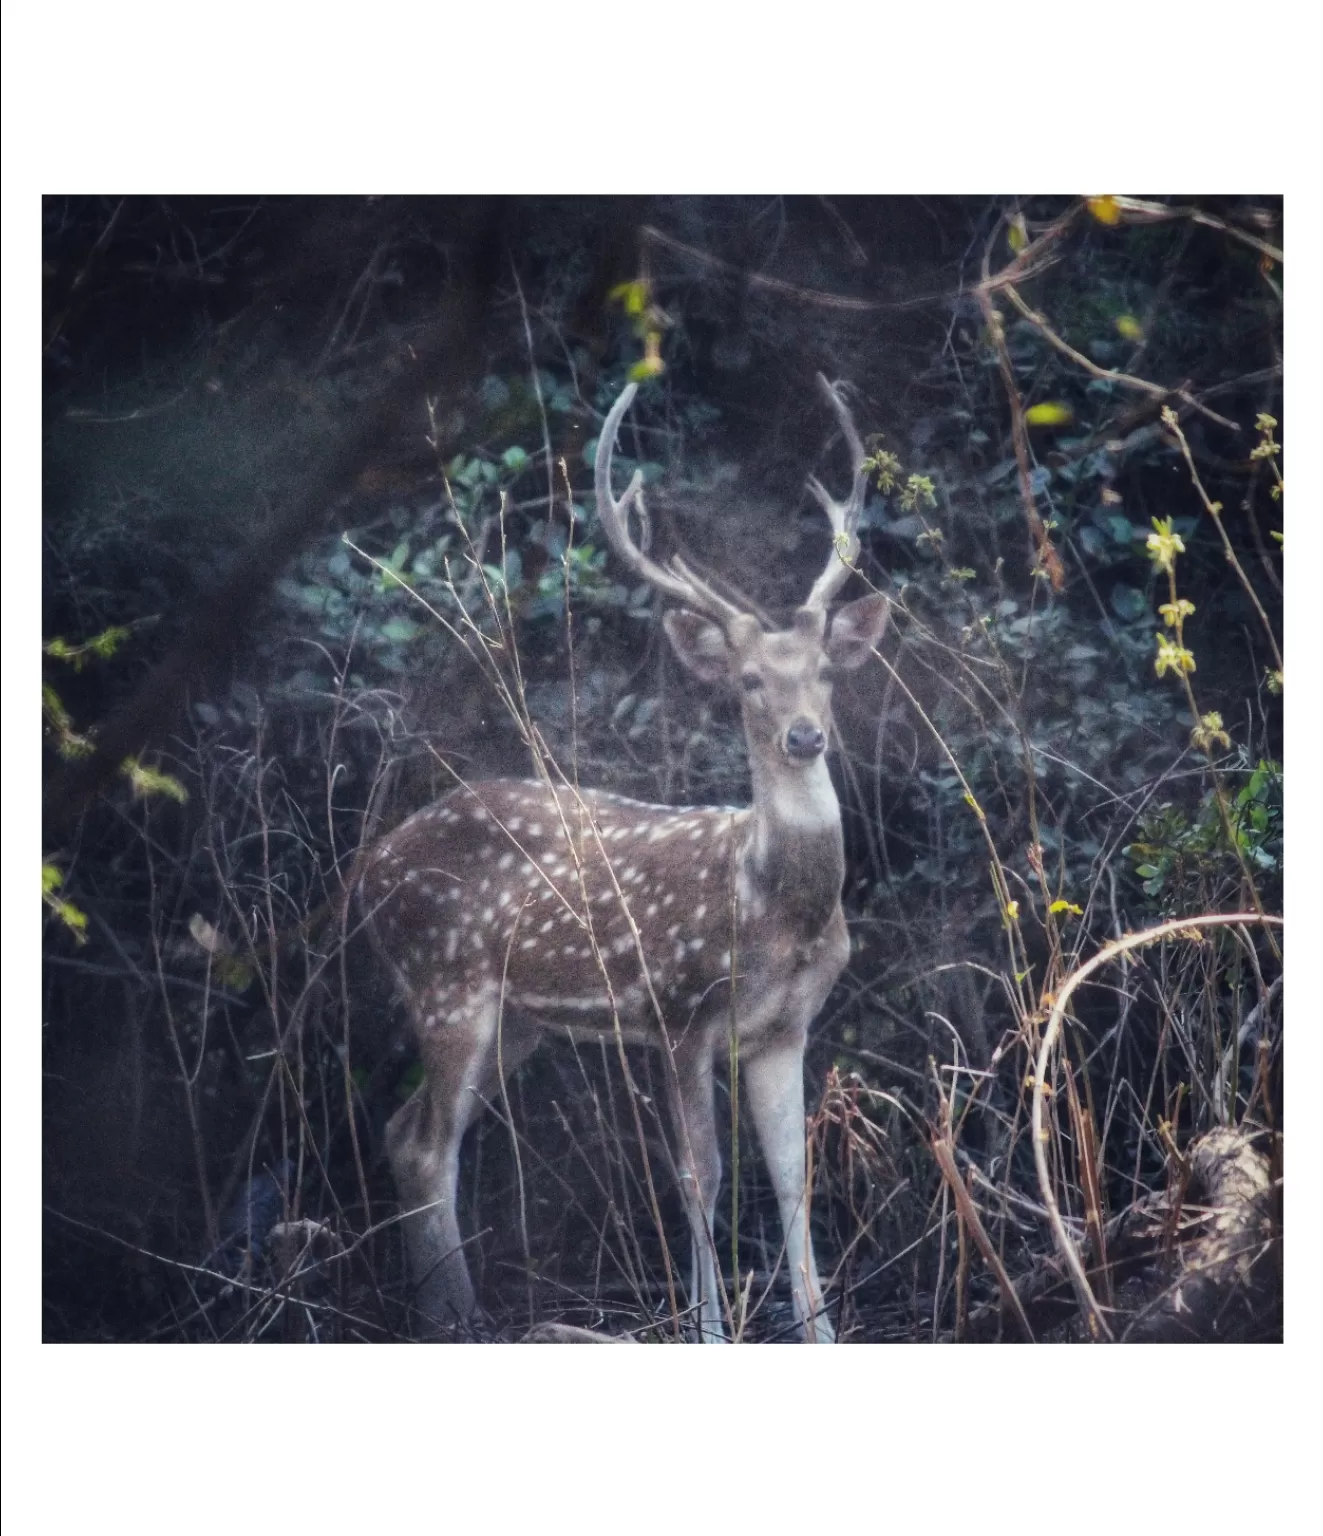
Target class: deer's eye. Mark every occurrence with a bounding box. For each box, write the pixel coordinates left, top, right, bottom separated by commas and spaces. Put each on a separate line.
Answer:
740, 673, 763, 694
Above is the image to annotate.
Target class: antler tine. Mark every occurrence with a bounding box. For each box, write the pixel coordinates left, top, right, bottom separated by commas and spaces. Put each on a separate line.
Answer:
802, 373, 868, 611
594, 381, 750, 625
668, 554, 750, 626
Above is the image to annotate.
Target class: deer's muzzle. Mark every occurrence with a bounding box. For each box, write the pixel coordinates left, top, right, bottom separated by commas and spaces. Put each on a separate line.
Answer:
784, 721, 827, 761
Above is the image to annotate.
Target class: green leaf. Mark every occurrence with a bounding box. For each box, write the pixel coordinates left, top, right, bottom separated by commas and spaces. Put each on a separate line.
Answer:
1109, 584, 1148, 623
121, 759, 189, 804
42, 861, 88, 942
380, 618, 421, 644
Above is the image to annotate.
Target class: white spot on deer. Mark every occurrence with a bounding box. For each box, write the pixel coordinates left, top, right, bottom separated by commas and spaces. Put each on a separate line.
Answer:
482, 907, 494, 922
520, 938, 537, 950
527, 823, 542, 837
674, 944, 687, 963
507, 817, 523, 833
646, 903, 658, 917
428, 925, 439, 939
612, 935, 634, 957
666, 924, 680, 939
445, 931, 459, 962
689, 826, 705, 841
720, 950, 731, 969
497, 852, 514, 870
519, 992, 608, 1014
693, 904, 707, 921
539, 920, 554, 934
688, 938, 705, 953
697, 868, 708, 882
497, 891, 511, 909
662, 893, 674, 906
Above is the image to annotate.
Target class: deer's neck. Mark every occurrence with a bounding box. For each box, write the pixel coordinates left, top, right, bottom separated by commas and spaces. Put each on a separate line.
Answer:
742, 755, 846, 941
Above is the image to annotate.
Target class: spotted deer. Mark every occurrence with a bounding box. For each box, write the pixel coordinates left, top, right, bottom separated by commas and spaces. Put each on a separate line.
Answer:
358, 374, 889, 1341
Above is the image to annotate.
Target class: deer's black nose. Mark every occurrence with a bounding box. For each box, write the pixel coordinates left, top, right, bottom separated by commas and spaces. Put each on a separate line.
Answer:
785, 722, 827, 760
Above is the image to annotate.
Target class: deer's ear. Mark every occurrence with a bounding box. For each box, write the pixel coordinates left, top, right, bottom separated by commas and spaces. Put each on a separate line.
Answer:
826, 592, 889, 670
663, 609, 731, 683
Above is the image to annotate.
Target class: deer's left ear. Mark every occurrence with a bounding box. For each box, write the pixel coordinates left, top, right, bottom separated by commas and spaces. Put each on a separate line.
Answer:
663, 609, 732, 683
826, 592, 890, 670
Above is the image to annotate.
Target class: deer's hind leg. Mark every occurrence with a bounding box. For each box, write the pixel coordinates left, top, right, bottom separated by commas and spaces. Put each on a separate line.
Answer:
667, 1031, 728, 1342
387, 981, 536, 1337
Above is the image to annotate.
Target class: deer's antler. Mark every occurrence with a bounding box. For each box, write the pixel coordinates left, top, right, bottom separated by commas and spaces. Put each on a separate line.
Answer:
801, 373, 868, 612
594, 383, 750, 627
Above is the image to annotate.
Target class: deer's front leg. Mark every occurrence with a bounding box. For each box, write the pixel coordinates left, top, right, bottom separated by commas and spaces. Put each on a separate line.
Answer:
742, 1028, 835, 1343
667, 1036, 728, 1342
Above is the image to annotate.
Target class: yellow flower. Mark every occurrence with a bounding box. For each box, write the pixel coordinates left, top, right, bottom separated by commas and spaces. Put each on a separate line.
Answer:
1157, 598, 1196, 628
1146, 518, 1185, 574
1154, 634, 1196, 679
1024, 401, 1073, 428
1191, 712, 1230, 752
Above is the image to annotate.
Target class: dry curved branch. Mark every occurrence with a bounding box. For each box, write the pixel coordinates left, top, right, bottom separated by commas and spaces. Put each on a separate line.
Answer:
521, 1322, 638, 1343
1030, 912, 1283, 1341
